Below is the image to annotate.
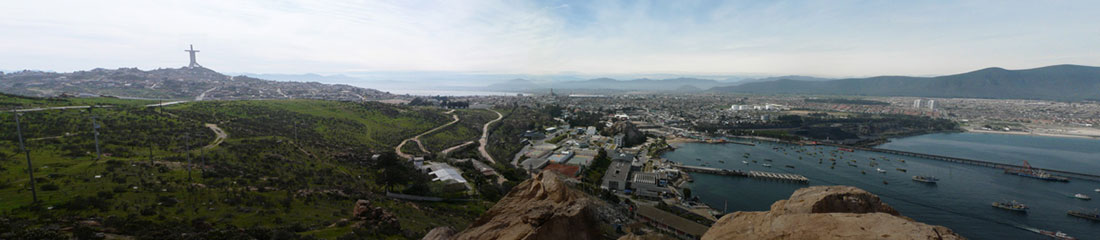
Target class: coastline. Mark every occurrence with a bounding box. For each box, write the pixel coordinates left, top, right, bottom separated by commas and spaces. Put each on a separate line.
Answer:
964, 128, 1100, 140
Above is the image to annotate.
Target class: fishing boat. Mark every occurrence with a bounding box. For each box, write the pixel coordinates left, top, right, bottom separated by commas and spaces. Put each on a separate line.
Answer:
1066, 209, 1099, 221
896, 168, 907, 172
1073, 193, 1091, 200
876, 168, 887, 173
1038, 230, 1077, 240
912, 175, 939, 184
762, 163, 772, 168
991, 200, 1028, 212
742, 161, 748, 164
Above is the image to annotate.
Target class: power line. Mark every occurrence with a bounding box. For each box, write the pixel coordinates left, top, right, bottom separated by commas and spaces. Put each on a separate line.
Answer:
13, 111, 37, 203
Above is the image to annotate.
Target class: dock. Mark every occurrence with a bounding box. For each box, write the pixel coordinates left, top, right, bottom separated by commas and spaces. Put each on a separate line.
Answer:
677, 165, 808, 183
818, 143, 1100, 182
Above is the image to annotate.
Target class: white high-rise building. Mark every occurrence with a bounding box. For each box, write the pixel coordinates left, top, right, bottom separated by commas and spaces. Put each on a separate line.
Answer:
913, 99, 922, 108
928, 100, 935, 110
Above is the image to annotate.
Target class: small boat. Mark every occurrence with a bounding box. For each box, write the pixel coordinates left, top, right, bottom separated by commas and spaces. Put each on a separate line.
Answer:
882, 180, 889, 185
861, 170, 866, 175
785, 165, 795, 169
718, 160, 725, 163
764, 159, 773, 162
838, 148, 854, 152
1066, 209, 1100, 221
742, 161, 748, 164
762, 164, 772, 168
896, 168, 907, 172
1094, 188, 1099, 192
912, 175, 939, 184
1038, 230, 1077, 240
899, 159, 906, 163
876, 168, 887, 173
1073, 193, 1091, 200
991, 200, 1028, 212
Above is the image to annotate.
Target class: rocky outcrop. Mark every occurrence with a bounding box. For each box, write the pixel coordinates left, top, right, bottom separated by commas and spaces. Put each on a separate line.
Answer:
448, 172, 602, 240
607, 120, 646, 147
701, 186, 963, 240
350, 199, 400, 234
422, 227, 457, 240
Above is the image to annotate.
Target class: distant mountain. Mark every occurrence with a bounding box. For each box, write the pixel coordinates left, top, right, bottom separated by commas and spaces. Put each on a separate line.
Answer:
711, 65, 1100, 100
730, 75, 833, 85
0, 67, 394, 101
486, 77, 733, 92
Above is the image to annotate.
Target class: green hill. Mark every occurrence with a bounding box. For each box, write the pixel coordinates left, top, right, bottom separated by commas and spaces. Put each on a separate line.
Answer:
0, 97, 499, 239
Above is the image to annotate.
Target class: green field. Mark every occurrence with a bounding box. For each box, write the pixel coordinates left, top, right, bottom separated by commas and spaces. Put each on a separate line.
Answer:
0, 95, 495, 239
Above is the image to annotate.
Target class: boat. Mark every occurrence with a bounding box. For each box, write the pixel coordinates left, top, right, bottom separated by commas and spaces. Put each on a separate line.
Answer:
838, 148, 854, 152
1067, 209, 1100, 221
882, 180, 888, 185
764, 159, 773, 162
899, 159, 906, 163
991, 200, 1028, 212
1038, 230, 1077, 240
785, 165, 795, 169
861, 170, 866, 175
762, 164, 772, 168
876, 168, 887, 173
742, 161, 748, 164
718, 160, 725, 163
896, 168, 907, 172
1073, 193, 1091, 200
1004, 160, 1070, 182
1094, 188, 1099, 192
912, 175, 939, 184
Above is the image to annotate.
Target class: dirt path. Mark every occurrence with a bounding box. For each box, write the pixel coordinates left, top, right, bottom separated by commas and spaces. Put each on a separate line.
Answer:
396, 111, 460, 159
203, 123, 227, 149
477, 109, 504, 163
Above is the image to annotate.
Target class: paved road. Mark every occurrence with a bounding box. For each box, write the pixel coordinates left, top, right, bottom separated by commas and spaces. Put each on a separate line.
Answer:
477, 109, 504, 164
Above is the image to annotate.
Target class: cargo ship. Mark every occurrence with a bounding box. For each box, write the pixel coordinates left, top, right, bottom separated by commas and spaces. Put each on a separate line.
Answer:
1004, 160, 1070, 182
991, 200, 1028, 212
1067, 209, 1099, 221
912, 175, 938, 184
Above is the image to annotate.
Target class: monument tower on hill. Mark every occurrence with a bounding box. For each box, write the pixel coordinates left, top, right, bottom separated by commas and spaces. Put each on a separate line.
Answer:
185, 44, 202, 69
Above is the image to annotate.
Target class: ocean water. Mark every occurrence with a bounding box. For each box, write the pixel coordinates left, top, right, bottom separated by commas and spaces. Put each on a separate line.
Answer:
664, 133, 1100, 240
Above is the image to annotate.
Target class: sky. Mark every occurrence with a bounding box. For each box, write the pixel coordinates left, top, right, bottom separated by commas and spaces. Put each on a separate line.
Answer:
2, 0, 1099, 79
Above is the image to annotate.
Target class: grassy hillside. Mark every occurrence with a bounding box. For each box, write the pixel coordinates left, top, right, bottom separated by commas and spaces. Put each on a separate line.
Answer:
0, 97, 492, 239
419, 109, 499, 153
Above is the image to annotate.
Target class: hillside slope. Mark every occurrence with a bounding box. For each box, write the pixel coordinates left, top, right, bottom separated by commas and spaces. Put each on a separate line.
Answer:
0, 67, 393, 101
713, 65, 1100, 100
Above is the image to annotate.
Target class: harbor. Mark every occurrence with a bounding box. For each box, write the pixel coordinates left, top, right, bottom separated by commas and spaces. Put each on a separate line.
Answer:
665, 132, 1100, 240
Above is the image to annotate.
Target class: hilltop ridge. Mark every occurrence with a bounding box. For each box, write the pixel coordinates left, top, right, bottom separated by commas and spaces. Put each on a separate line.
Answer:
0, 66, 393, 101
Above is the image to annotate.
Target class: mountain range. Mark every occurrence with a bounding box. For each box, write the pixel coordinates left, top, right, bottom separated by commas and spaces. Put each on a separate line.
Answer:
0, 67, 394, 101
711, 65, 1100, 100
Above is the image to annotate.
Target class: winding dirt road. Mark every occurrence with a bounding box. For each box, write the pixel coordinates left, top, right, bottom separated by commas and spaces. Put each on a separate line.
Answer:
477, 110, 504, 163
396, 111, 460, 159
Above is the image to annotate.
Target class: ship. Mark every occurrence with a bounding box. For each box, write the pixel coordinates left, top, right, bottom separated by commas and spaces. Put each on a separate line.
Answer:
991, 200, 1028, 212
1004, 160, 1070, 182
912, 175, 938, 183
1038, 230, 1077, 240
1067, 209, 1099, 221
1073, 193, 1091, 200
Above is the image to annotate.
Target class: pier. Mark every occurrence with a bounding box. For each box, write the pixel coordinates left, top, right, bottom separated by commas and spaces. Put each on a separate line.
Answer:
677, 165, 808, 183
817, 144, 1100, 182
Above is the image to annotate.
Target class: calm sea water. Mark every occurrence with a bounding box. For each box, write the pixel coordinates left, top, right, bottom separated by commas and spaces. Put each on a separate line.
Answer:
664, 133, 1100, 240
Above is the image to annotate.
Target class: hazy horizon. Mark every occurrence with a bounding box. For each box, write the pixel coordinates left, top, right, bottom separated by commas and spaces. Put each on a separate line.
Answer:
3, 0, 1100, 80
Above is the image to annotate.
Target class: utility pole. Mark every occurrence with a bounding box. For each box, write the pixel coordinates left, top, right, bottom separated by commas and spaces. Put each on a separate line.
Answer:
14, 112, 37, 203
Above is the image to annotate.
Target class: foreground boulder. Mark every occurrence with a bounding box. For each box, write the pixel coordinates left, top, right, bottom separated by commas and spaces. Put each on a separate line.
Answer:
702, 186, 963, 240
447, 172, 602, 240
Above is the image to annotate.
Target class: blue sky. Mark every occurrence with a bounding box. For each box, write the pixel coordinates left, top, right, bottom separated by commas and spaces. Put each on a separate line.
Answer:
1, 0, 1098, 78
